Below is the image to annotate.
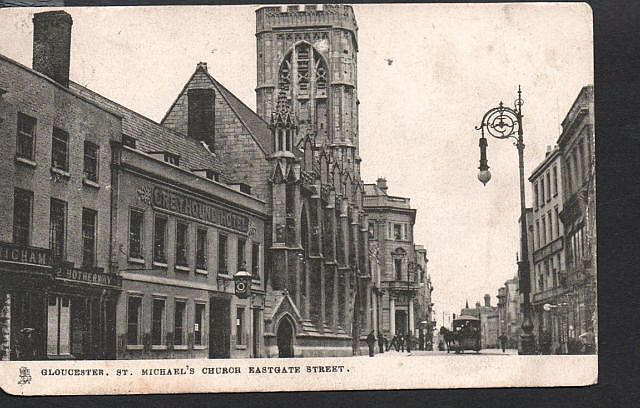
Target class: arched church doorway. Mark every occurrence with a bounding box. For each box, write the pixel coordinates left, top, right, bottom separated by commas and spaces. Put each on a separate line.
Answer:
276, 316, 294, 358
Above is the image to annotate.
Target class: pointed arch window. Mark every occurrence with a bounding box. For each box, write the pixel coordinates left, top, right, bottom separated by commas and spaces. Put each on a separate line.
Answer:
314, 50, 327, 94
296, 43, 311, 93
279, 58, 291, 93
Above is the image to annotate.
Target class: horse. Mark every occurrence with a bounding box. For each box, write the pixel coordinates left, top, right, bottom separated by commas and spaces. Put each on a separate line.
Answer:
439, 327, 455, 353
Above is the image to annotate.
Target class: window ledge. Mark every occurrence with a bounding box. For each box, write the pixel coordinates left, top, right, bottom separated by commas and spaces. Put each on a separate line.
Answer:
126, 345, 144, 350
153, 261, 168, 268
15, 156, 37, 168
175, 265, 190, 272
195, 268, 208, 275
252, 279, 261, 284
50, 166, 71, 179
151, 345, 168, 351
83, 178, 100, 189
193, 345, 206, 350
217, 273, 231, 279
173, 345, 188, 350
128, 257, 145, 265
235, 345, 247, 350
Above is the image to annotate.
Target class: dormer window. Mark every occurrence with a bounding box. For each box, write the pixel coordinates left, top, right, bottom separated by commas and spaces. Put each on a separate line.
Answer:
122, 135, 137, 148
206, 169, 220, 182
164, 153, 180, 166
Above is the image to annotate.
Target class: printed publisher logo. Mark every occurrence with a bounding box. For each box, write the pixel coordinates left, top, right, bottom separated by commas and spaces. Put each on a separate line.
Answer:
18, 366, 31, 385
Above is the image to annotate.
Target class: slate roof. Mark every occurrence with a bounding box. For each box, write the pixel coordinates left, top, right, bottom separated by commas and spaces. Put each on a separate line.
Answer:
69, 81, 229, 181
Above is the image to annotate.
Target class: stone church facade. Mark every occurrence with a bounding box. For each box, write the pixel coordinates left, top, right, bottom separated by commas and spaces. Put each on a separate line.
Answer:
161, 5, 371, 357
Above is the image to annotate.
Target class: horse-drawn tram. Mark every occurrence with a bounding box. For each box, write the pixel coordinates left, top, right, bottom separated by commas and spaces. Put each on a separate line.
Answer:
450, 315, 481, 353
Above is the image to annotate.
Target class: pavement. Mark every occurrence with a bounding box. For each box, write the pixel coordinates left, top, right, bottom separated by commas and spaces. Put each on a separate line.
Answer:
357, 348, 519, 357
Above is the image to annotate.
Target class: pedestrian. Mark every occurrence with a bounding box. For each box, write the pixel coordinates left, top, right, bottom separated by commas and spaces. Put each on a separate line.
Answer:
399, 334, 405, 352
499, 334, 507, 352
406, 331, 413, 354
384, 335, 389, 351
377, 331, 385, 354
366, 330, 376, 357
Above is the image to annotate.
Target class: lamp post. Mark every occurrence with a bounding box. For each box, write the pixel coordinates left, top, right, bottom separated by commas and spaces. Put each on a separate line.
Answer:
475, 86, 535, 354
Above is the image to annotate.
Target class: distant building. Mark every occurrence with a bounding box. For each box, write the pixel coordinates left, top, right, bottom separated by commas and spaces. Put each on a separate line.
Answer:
364, 178, 420, 337
460, 295, 498, 349
497, 276, 521, 349
528, 144, 566, 353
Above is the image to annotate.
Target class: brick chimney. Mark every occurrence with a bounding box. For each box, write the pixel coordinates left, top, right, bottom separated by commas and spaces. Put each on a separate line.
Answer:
484, 294, 491, 307
33, 11, 73, 87
376, 177, 388, 194
187, 80, 216, 147
545, 145, 552, 157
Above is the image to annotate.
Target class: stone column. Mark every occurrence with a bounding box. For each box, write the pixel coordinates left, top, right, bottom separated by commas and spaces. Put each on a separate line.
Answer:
409, 298, 415, 334
390, 296, 396, 335
366, 285, 372, 333
371, 290, 378, 334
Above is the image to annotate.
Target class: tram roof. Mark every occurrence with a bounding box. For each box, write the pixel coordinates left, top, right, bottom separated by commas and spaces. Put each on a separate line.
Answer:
454, 315, 480, 321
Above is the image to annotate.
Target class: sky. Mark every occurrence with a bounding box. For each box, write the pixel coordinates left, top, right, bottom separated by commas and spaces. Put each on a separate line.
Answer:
0, 3, 593, 325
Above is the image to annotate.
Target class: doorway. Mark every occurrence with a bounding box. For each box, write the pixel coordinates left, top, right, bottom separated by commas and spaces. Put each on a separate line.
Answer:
252, 308, 260, 358
276, 317, 294, 358
395, 310, 407, 335
209, 297, 230, 359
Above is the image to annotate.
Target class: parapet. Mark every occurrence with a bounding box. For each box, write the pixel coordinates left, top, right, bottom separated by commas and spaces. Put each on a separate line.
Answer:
256, 4, 358, 37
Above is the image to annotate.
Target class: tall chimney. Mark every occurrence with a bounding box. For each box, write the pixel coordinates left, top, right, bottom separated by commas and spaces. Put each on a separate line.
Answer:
376, 177, 388, 194
187, 79, 216, 147
484, 294, 491, 307
33, 11, 73, 87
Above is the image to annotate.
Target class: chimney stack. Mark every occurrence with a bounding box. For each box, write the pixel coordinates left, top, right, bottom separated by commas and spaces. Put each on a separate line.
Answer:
188, 85, 216, 147
484, 294, 491, 307
545, 145, 552, 157
33, 11, 73, 87
376, 177, 388, 193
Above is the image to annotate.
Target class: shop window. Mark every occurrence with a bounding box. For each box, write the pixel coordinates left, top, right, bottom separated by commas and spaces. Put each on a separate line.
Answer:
52, 127, 69, 171
83, 141, 99, 182
196, 228, 207, 271
151, 298, 166, 346
251, 243, 260, 280
47, 295, 71, 356
237, 237, 246, 271
129, 209, 144, 260
13, 188, 32, 246
175, 222, 189, 267
174, 300, 187, 346
218, 234, 228, 274
194, 303, 205, 346
127, 296, 142, 345
236, 307, 245, 346
154, 215, 168, 264
50, 199, 67, 260
82, 208, 97, 268
16, 112, 36, 160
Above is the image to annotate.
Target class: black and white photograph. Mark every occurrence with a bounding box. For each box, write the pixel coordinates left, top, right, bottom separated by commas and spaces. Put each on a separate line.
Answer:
0, 2, 596, 394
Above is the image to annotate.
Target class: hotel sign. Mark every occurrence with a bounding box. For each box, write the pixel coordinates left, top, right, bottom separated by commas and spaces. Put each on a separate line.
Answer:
151, 186, 250, 234
56, 265, 122, 289
0, 242, 51, 268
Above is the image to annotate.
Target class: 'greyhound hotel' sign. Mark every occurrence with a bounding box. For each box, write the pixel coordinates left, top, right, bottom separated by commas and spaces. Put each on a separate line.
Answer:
151, 186, 250, 234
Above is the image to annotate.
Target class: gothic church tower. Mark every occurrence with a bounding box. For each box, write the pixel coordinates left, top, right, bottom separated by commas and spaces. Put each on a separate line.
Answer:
255, 4, 360, 178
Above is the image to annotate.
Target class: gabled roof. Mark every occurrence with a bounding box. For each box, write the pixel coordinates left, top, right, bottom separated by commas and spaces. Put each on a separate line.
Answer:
161, 64, 273, 156
69, 81, 228, 181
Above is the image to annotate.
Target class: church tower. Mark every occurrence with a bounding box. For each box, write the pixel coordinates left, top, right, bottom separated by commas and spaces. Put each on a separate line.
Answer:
255, 4, 360, 178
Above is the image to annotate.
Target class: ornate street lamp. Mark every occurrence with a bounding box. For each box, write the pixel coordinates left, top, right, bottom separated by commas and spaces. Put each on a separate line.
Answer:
234, 261, 252, 299
475, 86, 535, 354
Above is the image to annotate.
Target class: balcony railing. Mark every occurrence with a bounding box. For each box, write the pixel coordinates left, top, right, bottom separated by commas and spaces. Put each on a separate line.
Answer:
532, 286, 567, 305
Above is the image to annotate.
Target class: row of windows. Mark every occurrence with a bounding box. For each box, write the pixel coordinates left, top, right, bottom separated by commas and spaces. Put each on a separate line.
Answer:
126, 296, 247, 348
127, 296, 206, 347
564, 139, 590, 196
567, 225, 587, 269
16, 112, 100, 182
129, 209, 260, 278
13, 189, 97, 267
535, 253, 563, 293
367, 222, 410, 241
534, 206, 561, 250
533, 165, 559, 209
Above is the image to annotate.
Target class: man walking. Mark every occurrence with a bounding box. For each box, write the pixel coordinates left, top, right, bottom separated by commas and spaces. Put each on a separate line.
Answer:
366, 330, 376, 357
377, 331, 385, 354
499, 334, 507, 352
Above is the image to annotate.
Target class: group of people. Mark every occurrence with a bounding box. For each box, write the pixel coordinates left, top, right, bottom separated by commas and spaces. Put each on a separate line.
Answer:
366, 330, 424, 357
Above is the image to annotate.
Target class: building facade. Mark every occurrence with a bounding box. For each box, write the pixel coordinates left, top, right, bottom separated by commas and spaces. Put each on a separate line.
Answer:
557, 85, 596, 353
497, 276, 520, 349
0, 11, 122, 360
460, 295, 498, 349
413, 245, 435, 348
159, 4, 370, 357
364, 178, 421, 339
528, 144, 566, 353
